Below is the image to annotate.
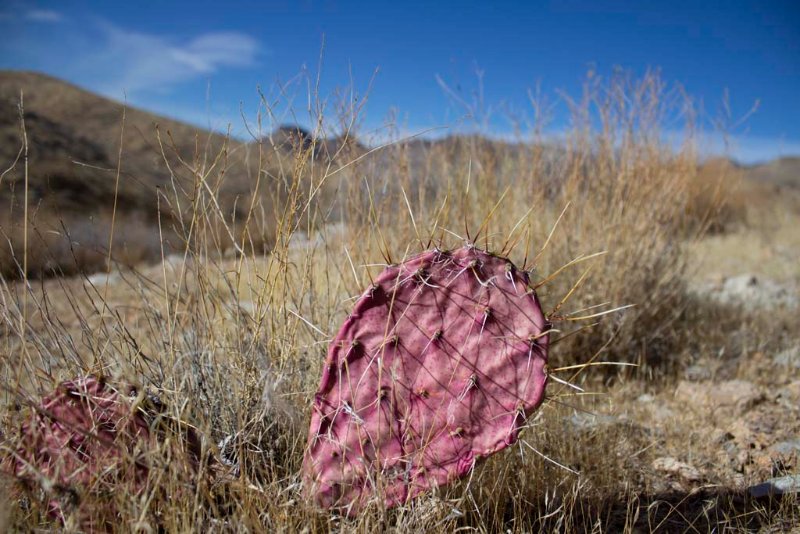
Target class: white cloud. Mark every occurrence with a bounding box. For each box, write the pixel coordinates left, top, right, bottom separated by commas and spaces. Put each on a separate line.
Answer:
0, 12, 263, 128
25, 9, 62, 22
87, 22, 260, 97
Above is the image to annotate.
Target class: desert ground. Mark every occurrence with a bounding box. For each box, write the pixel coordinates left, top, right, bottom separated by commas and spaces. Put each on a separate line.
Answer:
1, 71, 799, 532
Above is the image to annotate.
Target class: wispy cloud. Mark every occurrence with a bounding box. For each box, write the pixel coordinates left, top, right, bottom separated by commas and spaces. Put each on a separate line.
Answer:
25, 9, 62, 23
1, 12, 261, 100
87, 21, 260, 97
0, 11, 264, 130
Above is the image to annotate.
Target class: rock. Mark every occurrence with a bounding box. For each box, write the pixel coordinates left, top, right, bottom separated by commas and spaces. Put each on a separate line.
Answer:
85, 270, 120, 286
748, 474, 800, 498
684, 365, 711, 382
289, 223, 348, 250
743, 408, 783, 437
714, 407, 800, 476
237, 300, 257, 315
648, 404, 675, 422
567, 412, 617, 431
768, 440, 800, 462
652, 457, 701, 482
163, 253, 186, 266
287, 231, 311, 250
711, 274, 799, 309
635, 393, 674, 421
675, 380, 763, 414
774, 347, 800, 369
653, 406, 675, 421
776, 381, 800, 405
714, 431, 746, 472
728, 419, 768, 458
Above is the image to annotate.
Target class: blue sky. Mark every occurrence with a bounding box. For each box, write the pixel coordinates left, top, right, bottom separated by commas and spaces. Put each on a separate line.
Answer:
1, 1, 799, 162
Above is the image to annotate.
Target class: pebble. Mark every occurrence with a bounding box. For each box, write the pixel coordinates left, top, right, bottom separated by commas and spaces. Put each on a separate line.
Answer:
774, 347, 800, 369
675, 379, 763, 415
684, 365, 711, 382
748, 475, 800, 498
652, 457, 701, 482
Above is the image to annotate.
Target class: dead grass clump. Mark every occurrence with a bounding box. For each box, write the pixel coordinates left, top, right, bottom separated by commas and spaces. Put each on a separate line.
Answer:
686, 157, 748, 234
0, 209, 176, 279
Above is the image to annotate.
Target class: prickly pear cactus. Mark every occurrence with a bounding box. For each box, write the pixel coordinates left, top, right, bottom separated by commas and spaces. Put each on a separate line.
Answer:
304, 246, 550, 513
9, 376, 152, 486
4, 375, 204, 527
3, 376, 151, 523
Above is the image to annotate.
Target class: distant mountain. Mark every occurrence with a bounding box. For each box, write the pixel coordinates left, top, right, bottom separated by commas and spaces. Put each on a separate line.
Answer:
742, 157, 800, 190
0, 71, 362, 277
0, 71, 249, 214
0, 71, 368, 216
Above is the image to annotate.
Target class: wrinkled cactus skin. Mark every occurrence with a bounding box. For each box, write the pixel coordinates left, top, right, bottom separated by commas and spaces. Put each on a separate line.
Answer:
4, 375, 205, 529
9, 376, 152, 488
304, 246, 550, 513
4, 376, 151, 525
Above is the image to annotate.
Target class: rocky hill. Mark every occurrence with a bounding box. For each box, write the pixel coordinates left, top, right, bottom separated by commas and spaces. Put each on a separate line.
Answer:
743, 156, 800, 190
0, 71, 364, 277
0, 71, 242, 213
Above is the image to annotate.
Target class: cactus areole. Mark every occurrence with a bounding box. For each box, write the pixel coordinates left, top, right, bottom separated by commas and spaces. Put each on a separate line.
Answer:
303, 246, 550, 513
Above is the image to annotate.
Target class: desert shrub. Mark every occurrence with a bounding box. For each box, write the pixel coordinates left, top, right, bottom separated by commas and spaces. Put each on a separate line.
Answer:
686, 157, 748, 234
0, 209, 173, 278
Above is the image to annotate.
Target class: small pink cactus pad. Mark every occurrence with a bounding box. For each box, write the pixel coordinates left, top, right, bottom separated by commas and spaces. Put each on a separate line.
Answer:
304, 246, 550, 512
9, 376, 152, 488
4, 376, 152, 524
5, 376, 206, 528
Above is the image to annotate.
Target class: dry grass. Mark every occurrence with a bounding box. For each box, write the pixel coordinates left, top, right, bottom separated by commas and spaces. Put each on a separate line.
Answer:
1, 70, 797, 532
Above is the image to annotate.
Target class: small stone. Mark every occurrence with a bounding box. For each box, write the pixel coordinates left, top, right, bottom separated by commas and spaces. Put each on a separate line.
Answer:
712, 274, 799, 309
748, 475, 800, 498
567, 412, 617, 431
774, 347, 800, 369
684, 365, 711, 382
776, 381, 800, 404
236, 300, 256, 315
652, 457, 702, 482
675, 380, 763, 414
85, 270, 120, 286
647, 403, 675, 422
768, 440, 800, 461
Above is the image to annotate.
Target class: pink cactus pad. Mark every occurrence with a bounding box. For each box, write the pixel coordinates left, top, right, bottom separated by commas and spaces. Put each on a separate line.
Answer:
304, 246, 550, 513
4, 375, 205, 528
4, 376, 151, 524
9, 376, 152, 486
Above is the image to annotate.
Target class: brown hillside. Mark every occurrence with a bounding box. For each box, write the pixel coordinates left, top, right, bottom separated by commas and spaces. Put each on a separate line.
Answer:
0, 70, 246, 215
743, 156, 800, 190
0, 72, 360, 277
